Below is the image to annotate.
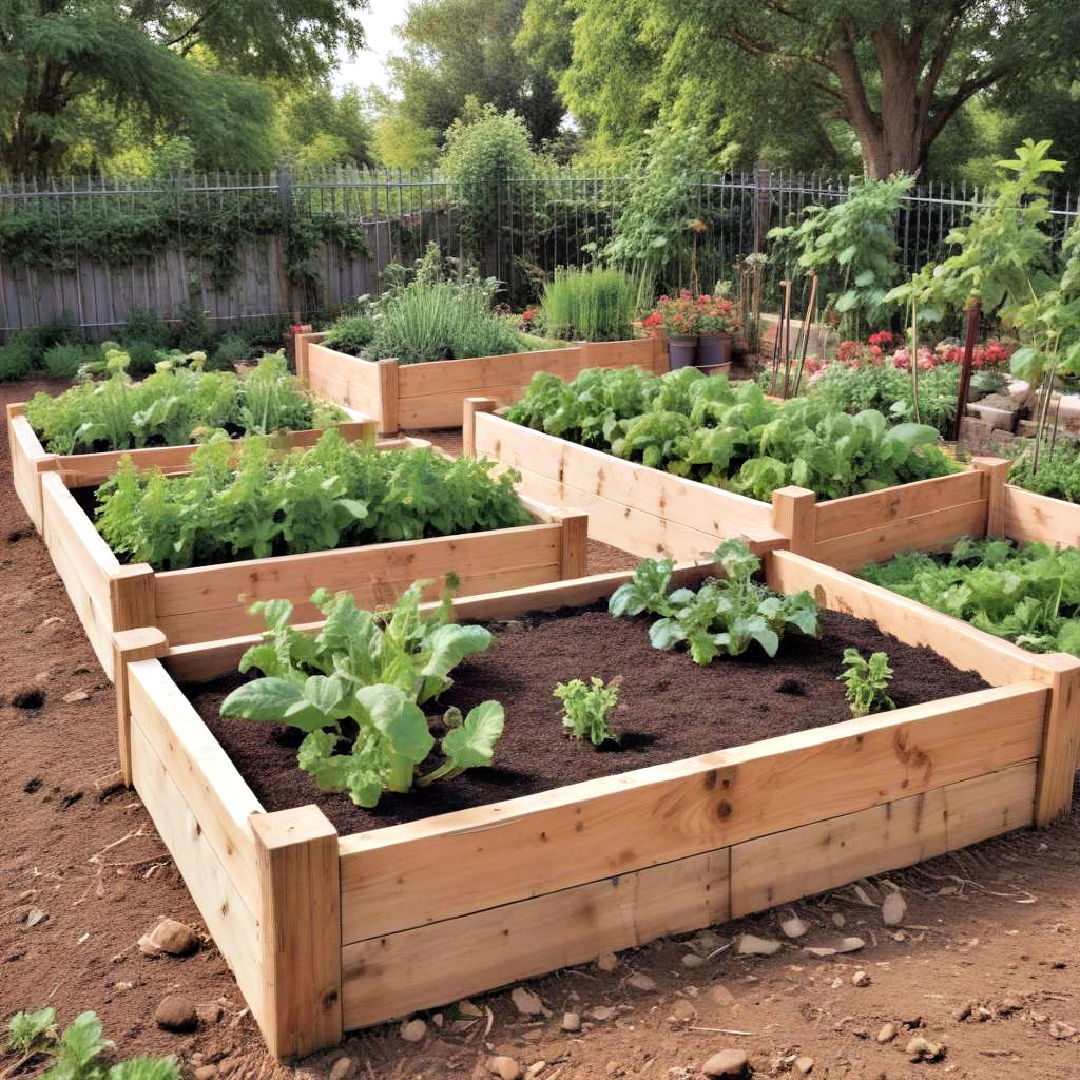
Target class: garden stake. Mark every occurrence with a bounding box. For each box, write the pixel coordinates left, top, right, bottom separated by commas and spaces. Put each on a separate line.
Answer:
791, 271, 819, 397
952, 300, 982, 441
771, 279, 792, 396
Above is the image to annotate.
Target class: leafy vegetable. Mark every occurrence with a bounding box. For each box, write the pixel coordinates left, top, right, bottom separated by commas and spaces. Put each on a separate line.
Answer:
554, 676, 621, 746
1008, 440, 1080, 504
3, 1007, 178, 1079
25, 348, 343, 455
220, 579, 505, 807
507, 366, 954, 502
610, 539, 820, 664
860, 538, 1080, 656
95, 428, 532, 570
837, 649, 895, 717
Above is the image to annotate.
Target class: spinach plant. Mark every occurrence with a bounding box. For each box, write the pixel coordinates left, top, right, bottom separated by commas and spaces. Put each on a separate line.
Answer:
837, 649, 895, 717
610, 539, 820, 664
554, 676, 620, 746
220, 579, 504, 807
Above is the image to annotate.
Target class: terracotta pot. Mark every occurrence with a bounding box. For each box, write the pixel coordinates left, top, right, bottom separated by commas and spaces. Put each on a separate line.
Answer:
698, 332, 732, 367
667, 334, 699, 369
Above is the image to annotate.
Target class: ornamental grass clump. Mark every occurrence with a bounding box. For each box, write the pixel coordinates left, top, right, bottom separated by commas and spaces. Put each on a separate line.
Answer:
539, 267, 638, 342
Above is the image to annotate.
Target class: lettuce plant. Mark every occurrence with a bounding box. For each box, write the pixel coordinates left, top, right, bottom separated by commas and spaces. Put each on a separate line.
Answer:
554, 676, 620, 746
837, 649, 895, 717
220, 579, 504, 807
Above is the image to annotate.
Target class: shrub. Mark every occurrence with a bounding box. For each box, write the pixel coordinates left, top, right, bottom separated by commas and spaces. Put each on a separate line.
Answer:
213, 332, 254, 370
119, 308, 171, 348
124, 339, 164, 377
540, 267, 638, 342
177, 297, 213, 352
0, 336, 36, 381
322, 313, 376, 356
42, 343, 92, 379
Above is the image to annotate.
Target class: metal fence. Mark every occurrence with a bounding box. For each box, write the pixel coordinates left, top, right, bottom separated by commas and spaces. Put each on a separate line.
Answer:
2, 166, 1078, 339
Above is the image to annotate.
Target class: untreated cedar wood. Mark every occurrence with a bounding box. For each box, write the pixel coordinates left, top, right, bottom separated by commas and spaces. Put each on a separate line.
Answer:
971, 457, 1009, 538
1033, 654, 1080, 826
1004, 485, 1080, 547
113, 628, 168, 785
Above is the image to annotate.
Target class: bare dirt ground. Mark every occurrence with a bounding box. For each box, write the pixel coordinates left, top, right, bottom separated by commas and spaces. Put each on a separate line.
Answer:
2, 380, 1079, 1079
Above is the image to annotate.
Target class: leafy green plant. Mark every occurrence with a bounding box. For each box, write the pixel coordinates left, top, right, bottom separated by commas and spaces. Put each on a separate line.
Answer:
0, 335, 37, 381
539, 267, 638, 342
96, 428, 532, 570
42, 343, 93, 379
1009, 440, 1080, 504
322, 312, 376, 356
860, 537, 1080, 656
220, 579, 504, 807
508, 365, 955, 502
610, 539, 820, 664
212, 332, 254, 370
554, 676, 620, 746
837, 649, 895, 717
3, 1006, 177, 1079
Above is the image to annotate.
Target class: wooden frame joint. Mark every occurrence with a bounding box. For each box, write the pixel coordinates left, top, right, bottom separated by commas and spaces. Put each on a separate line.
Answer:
463, 397, 498, 456
113, 629, 169, 786
770, 485, 817, 557
971, 457, 1010, 538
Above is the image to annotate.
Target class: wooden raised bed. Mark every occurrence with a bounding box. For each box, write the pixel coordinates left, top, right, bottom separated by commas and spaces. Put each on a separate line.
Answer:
466, 400, 1010, 568
296, 333, 668, 434
41, 434, 586, 679
114, 556, 1080, 1058
6, 401, 374, 533
1004, 483, 1080, 547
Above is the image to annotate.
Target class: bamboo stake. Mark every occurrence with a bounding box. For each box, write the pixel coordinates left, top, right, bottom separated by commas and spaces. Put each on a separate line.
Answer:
770, 280, 792, 396
791, 271, 818, 397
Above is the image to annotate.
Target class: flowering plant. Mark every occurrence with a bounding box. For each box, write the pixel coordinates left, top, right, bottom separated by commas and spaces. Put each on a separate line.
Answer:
646, 290, 740, 336
696, 294, 738, 334
833, 331, 1012, 372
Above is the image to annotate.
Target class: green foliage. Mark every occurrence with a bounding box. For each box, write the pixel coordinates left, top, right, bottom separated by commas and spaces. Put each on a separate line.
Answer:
43, 343, 94, 379
554, 676, 620, 746
0, 336, 37, 381
277, 83, 373, 170
3, 1006, 178, 1079
837, 649, 895, 717
1008, 441, 1080, 504
96, 428, 532, 570
610, 539, 820, 664
539, 267, 637, 342
221, 579, 504, 807
119, 310, 171, 349
769, 175, 913, 337
212, 333, 254, 370
860, 538, 1080, 657
321, 313, 377, 357
507, 365, 956, 501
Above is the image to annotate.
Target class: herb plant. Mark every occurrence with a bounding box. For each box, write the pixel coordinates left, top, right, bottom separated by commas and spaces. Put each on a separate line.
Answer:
4, 1006, 178, 1079
1009, 441, 1080, 504
221, 580, 504, 807
837, 649, 895, 717
25, 348, 343, 455
554, 676, 620, 746
96, 428, 533, 571
860, 538, 1080, 656
610, 539, 821, 664
539, 267, 638, 342
508, 365, 954, 502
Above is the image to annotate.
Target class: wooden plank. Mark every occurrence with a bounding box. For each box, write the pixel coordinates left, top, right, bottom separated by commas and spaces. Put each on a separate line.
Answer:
377, 358, 399, 435
338, 684, 1045, 942
811, 499, 988, 572
113, 628, 169, 786
305, 344, 383, 425
1034, 654, 1080, 826
128, 714, 265, 1036
341, 847, 730, 1029
7, 405, 55, 531
475, 412, 780, 549
812, 469, 985, 543
128, 661, 264, 902
730, 763, 1036, 916
251, 808, 342, 1058
972, 457, 1009, 538
766, 550, 1054, 687
771, 486, 816, 556
1005, 485, 1080, 547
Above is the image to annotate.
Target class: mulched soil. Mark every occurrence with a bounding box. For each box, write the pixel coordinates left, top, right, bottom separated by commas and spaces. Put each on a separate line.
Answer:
188, 605, 987, 835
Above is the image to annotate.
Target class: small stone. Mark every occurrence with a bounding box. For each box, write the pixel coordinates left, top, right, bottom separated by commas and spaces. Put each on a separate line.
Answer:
998, 996, 1024, 1015
781, 918, 809, 940
836, 937, 866, 953
670, 999, 696, 1022
882, 892, 907, 927
328, 1057, 355, 1080
195, 1003, 223, 1025
138, 918, 199, 957
793, 1058, 813, 1076
526, 1064, 546, 1079
831, 912, 847, 928
701, 1049, 750, 1077
695, 929, 724, 950
876, 1023, 897, 1044
193, 1067, 218, 1080
803, 947, 836, 959
511, 987, 544, 1015
62, 690, 90, 703
737, 934, 782, 956
681, 953, 706, 968
399, 1018, 427, 1042
217, 1061, 237, 1078
154, 995, 197, 1033
627, 972, 657, 991
597, 951, 618, 972
851, 970, 871, 988
24, 908, 48, 927
1049, 1021, 1077, 1040
708, 983, 736, 1006
951, 1002, 973, 1023
486, 1055, 523, 1080
561, 1011, 582, 1032
906, 1036, 944, 1063
590, 1006, 617, 1021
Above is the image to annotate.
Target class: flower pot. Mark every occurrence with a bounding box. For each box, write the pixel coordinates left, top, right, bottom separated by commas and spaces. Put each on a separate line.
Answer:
667, 334, 699, 369
698, 332, 732, 368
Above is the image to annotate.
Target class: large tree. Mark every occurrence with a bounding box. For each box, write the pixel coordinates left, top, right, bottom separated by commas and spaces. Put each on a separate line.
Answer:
0, 0, 366, 177
538, 0, 1080, 178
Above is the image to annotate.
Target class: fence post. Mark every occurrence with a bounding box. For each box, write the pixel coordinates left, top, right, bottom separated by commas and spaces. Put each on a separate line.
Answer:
753, 162, 772, 254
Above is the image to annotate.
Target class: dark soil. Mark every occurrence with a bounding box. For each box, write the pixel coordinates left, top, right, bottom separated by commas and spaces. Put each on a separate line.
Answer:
187, 605, 988, 836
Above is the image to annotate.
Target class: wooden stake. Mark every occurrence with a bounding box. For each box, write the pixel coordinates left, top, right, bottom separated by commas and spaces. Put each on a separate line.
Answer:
952, 301, 981, 441
463, 397, 498, 456
112, 628, 169, 786
556, 509, 588, 579
971, 457, 1009, 538
377, 358, 400, 437
1034, 655, 1080, 826
770, 486, 817, 556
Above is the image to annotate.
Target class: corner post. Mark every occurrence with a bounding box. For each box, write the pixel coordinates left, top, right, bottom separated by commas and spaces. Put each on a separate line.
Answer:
463, 397, 497, 457
251, 806, 343, 1059
1034, 654, 1080, 826
971, 456, 1009, 538
112, 629, 169, 786
770, 486, 817, 557
555, 508, 588, 580
108, 563, 156, 633
377, 358, 400, 437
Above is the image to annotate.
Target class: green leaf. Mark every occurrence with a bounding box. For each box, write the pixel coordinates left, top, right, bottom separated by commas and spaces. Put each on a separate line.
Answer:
420, 624, 493, 680
107, 1059, 181, 1080
220, 678, 330, 733
440, 701, 504, 771
42, 1011, 111, 1080
6, 1007, 57, 1056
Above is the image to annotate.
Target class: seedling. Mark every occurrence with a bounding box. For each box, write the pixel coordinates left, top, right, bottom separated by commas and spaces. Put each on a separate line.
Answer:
837, 648, 895, 717
554, 676, 621, 746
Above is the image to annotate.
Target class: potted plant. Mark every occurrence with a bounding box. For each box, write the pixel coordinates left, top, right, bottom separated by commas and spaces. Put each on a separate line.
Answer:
696, 290, 739, 369
647, 291, 700, 368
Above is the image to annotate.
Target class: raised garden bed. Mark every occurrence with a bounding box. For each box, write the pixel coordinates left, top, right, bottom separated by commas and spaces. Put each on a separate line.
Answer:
467, 399, 1009, 568
43, 434, 586, 679
1005, 482, 1080, 547
6, 401, 373, 533
296, 333, 668, 434
113, 555, 1079, 1058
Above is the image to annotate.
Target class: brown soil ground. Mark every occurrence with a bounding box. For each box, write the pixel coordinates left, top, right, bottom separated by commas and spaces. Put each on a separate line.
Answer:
1, 393, 1078, 1079
190, 607, 986, 834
